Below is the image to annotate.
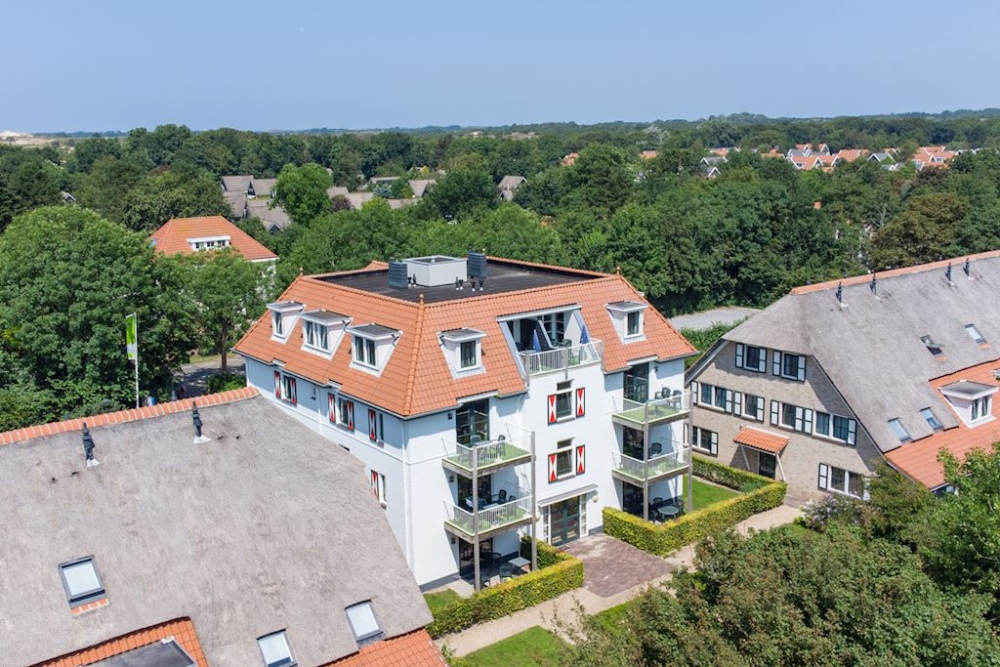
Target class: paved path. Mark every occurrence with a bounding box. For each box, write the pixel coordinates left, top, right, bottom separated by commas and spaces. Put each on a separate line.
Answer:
437, 503, 801, 657
177, 356, 245, 398
562, 535, 673, 598
669, 306, 759, 331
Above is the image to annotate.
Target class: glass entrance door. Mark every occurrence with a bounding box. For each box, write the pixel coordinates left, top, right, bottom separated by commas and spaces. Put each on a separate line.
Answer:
549, 496, 582, 546
758, 452, 777, 479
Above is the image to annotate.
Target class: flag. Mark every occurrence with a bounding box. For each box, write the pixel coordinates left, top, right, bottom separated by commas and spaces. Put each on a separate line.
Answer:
125, 313, 138, 361
531, 328, 542, 353
580, 324, 590, 345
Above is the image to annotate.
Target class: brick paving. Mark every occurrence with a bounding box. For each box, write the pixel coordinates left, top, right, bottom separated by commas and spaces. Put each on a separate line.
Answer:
563, 534, 673, 598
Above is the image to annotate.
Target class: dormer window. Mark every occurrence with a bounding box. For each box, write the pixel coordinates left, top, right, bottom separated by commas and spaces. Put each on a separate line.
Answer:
347, 324, 399, 373
440, 328, 485, 374
606, 301, 647, 342
300, 310, 350, 355
941, 380, 996, 426
188, 235, 231, 251
59, 556, 105, 606
354, 336, 376, 367
268, 301, 304, 341
304, 320, 328, 350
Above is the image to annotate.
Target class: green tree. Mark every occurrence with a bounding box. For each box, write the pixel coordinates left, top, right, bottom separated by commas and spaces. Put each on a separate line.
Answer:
0, 207, 194, 419
120, 170, 231, 232
421, 160, 497, 220
272, 162, 333, 225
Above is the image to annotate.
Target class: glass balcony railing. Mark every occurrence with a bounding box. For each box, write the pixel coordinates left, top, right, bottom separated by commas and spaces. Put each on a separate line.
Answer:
612, 390, 690, 426
443, 433, 532, 475
519, 340, 603, 377
611, 448, 690, 484
444, 495, 534, 538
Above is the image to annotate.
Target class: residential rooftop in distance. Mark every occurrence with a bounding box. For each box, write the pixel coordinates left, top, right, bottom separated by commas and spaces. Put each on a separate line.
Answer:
316, 256, 604, 304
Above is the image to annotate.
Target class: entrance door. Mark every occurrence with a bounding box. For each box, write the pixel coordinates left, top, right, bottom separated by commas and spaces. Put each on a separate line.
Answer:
549, 497, 582, 546
758, 452, 777, 479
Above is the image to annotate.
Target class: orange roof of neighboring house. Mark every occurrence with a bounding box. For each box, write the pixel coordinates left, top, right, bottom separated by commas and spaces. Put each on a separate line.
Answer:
37, 618, 207, 667
640, 150, 658, 160
790, 155, 823, 170
790, 249, 1000, 296
561, 152, 579, 166
710, 147, 730, 157
150, 216, 278, 262
835, 149, 867, 162
733, 427, 789, 454
235, 258, 696, 417
323, 630, 445, 667
886, 361, 1000, 488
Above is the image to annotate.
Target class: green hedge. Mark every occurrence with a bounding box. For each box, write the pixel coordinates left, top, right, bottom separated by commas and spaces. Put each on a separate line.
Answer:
427, 540, 584, 638
603, 477, 787, 557
692, 455, 774, 492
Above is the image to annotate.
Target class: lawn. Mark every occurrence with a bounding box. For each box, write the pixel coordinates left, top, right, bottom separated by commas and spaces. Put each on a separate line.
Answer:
450, 626, 568, 667
691, 477, 740, 511
424, 589, 462, 615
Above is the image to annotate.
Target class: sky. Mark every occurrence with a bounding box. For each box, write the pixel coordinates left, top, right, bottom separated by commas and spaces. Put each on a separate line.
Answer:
3, 0, 999, 132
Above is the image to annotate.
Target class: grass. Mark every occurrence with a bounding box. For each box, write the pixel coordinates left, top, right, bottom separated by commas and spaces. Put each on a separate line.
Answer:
450, 627, 568, 667
691, 477, 740, 511
424, 589, 462, 615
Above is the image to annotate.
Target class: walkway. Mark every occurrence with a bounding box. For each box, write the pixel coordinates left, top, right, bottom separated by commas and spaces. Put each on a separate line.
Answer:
436, 503, 801, 657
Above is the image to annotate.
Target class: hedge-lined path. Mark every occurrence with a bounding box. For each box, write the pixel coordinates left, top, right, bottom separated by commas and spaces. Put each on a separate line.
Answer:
437, 503, 801, 658
563, 534, 673, 598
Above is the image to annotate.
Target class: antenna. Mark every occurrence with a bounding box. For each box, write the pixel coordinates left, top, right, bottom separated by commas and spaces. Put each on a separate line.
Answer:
192, 402, 210, 443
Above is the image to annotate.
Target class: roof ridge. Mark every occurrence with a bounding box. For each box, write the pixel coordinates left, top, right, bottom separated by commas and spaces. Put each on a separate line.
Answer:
403, 297, 426, 415
790, 250, 1000, 295
0, 387, 258, 446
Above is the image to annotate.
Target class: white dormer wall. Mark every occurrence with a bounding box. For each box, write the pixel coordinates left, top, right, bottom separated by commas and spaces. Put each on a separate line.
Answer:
348, 327, 400, 376
941, 387, 996, 427
606, 302, 647, 343
188, 235, 232, 251
439, 329, 486, 377
300, 312, 351, 358
268, 302, 304, 341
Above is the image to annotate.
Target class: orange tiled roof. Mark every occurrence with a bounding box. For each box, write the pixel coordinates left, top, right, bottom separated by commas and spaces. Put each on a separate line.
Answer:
639, 150, 658, 160
886, 361, 1000, 488
789, 249, 1000, 296
323, 630, 445, 666
235, 259, 696, 417
149, 216, 277, 261
835, 149, 867, 162
733, 427, 789, 454
0, 387, 258, 446
36, 617, 207, 667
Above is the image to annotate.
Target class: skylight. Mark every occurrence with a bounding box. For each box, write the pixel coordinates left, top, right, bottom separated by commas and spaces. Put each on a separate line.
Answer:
887, 418, 911, 443
59, 556, 105, 605
921, 407, 943, 431
920, 335, 943, 356
257, 631, 295, 667
346, 601, 383, 644
965, 323, 986, 345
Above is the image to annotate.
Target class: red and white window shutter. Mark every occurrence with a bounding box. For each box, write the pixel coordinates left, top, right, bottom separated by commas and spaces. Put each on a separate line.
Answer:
273, 371, 281, 398
575, 388, 586, 417
287, 377, 297, 405
548, 453, 558, 482
576, 445, 586, 474
368, 408, 377, 441
346, 401, 355, 431
328, 393, 336, 423
547, 394, 557, 424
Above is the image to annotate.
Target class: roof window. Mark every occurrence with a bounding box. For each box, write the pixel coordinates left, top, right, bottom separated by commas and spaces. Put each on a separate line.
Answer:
921, 407, 943, 431
59, 556, 105, 606
257, 630, 296, 667
965, 323, 986, 345
346, 600, 384, 645
920, 335, 943, 356
887, 418, 911, 443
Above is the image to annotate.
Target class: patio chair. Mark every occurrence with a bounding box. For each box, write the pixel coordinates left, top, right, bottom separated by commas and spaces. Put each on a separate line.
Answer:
652, 496, 664, 506
507, 494, 517, 502
499, 563, 514, 582
650, 442, 663, 455
497, 489, 508, 503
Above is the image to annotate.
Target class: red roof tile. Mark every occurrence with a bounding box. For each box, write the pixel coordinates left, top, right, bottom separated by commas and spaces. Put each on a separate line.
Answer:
235, 259, 695, 417
886, 361, 1000, 488
36, 617, 207, 667
150, 216, 277, 262
322, 630, 445, 667
733, 427, 789, 454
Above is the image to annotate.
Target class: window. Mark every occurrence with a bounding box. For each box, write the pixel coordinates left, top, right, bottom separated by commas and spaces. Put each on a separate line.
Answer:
771, 400, 813, 433
370, 470, 386, 504
345, 601, 383, 644
337, 397, 355, 430
782, 354, 801, 378
353, 336, 377, 367
303, 321, 329, 352
698, 382, 737, 413
922, 407, 943, 431
691, 426, 718, 455
555, 381, 573, 419
921, 335, 943, 356
272, 312, 283, 337
813, 410, 857, 445
368, 408, 385, 443
819, 464, 865, 498
257, 631, 295, 667
460, 340, 479, 369
772, 351, 805, 381
539, 312, 566, 343
743, 394, 764, 421
626, 311, 641, 337
971, 396, 991, 421
59, 557, 105, 605
281, 375, 297, 405
888, 418, 911, 443
965, 324, 986, 344
556, 438, 574, 477
735, 344, 767, 373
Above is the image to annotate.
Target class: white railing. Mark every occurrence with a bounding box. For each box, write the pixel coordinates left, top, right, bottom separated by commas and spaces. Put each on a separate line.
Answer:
614, 390, 690, 423
444, 495, 533, 535
443, 425, 532, 471
612, 448, 689, 480
519, 340, 603, 376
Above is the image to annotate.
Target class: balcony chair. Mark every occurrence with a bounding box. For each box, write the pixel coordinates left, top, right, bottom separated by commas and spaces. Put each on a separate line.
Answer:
652, 496, 664, 506
497, 489, 508, 504
650, 442, 663, 456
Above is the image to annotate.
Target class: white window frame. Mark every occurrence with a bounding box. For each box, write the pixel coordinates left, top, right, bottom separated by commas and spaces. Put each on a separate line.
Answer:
353, 335, 378, 368
742, 394, 765, 421
812, 410, 858, 445
971, 396, 991, 422
691, 426, 718, 456
818, 463, 866, 498
555, 438, 575, 479
370, 470, 387, 505
770, 399, 813, 434
554, 381, 574, 421
699, 382, 738, 414
735, 343, 767, 373
257, 630, 295, 667
459, 340, 480, 370
345, 601, 383, 644
771, 350, 806, 381
302, 320, 330, 352
626, 310, 642, 338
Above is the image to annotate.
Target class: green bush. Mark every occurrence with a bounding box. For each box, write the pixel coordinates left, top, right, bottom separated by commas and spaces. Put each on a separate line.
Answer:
519, 536, 562, 569
427, 541, 583, 638
603, 479, 787, 557
692, 455, 774, 492
206, 372, 246, 394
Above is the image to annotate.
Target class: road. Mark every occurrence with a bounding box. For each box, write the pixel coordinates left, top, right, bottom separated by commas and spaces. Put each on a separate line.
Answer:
177, 356, 245, 399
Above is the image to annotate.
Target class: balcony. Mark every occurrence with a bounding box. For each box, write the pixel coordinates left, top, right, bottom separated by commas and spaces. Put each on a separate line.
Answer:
444, 495, 534, 540
442, 433, 532, 476
519, 340, 603, 377
612, 390, 689, 427
611, 448, 689, 484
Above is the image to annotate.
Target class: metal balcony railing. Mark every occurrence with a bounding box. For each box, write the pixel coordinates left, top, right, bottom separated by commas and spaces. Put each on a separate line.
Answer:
612, 390, 690, 426
519, 340, 603, 377
611, 448, 689, 483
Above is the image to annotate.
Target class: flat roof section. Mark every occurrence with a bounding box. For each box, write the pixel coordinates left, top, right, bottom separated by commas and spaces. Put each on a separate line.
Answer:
317, 259, 600, 304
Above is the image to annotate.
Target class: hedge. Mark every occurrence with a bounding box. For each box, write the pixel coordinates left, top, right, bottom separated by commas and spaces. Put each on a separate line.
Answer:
427, 539, 583, 638
691, 455, 775, 492
603, 468, 787, 557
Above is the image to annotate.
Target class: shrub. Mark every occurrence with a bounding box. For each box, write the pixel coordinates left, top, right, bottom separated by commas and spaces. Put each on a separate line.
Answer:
603, 478, 787, 557
206, 372, 246, 394
692, 455, 773, 492
427, 540, 583, 638
800, 493, 866, 532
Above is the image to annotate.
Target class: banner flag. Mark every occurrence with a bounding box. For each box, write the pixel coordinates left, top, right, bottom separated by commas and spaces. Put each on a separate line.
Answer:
126, 313, 138, 361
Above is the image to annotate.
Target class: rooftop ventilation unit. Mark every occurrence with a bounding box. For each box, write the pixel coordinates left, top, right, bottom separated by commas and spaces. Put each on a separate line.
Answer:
404, 255, 467, 287
388, 260, 409, 289
468, 251, 488, 278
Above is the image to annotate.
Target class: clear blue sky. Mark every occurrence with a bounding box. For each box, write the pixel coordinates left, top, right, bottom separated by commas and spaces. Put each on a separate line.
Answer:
3, 0, 998, 132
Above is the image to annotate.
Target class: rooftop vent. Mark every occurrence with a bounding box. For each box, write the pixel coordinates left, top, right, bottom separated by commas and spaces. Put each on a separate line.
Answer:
388, 260, 409, 289
82, 423, 99, 468
192, 402, 210, 444
468, 251, 488, 278
404, 255, 468, 287
921, 335, 944, 356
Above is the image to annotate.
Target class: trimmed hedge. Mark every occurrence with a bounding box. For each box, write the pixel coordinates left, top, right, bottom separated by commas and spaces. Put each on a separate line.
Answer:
427, 540, 583, 638
603, 464, 787, 557
692, 455, 774, 492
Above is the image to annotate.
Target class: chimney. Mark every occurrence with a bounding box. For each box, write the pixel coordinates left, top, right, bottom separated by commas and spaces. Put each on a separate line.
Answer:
192, 402, 210, 444
82, 423, 99, 468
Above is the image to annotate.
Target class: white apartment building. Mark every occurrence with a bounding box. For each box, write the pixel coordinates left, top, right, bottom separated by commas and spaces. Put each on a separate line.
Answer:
235, 254, 696, 589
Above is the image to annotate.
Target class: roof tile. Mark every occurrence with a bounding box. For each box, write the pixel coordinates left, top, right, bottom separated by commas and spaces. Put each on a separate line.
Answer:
149, 216, 277, 262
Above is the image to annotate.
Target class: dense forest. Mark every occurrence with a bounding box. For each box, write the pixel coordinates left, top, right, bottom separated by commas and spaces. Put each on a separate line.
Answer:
4, 113, 1000, 424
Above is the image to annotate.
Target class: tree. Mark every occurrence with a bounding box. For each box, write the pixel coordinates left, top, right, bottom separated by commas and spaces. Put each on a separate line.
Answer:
272, 162, 333, 225
422, 160, 497, 220
177, 249, 273, 374
566, 144, 634, 215
120, 170, 231, 232
0, 207, 194, 420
